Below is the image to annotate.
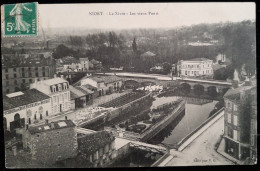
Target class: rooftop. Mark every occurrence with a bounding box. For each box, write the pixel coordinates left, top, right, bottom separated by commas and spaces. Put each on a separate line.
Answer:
38, 77, 68, 86
28, 120, 76, 134
90, 75, 122, 84
183, 58, 212, 62
224, 85, 256, 103
3, 89, 50, 111
78, 131, 115, 155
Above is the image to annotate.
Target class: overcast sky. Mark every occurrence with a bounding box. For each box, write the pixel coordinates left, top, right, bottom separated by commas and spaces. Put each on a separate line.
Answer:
39, 3, 255, 29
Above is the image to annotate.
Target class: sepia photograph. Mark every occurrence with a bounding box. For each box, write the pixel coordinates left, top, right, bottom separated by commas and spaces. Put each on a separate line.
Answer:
1, 2, 257, 168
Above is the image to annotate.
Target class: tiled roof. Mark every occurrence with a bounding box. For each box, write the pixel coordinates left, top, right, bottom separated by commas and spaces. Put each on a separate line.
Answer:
224, 85, 256, 103
90, 75, 122, 84
3, 89, 50, 111
39, 77, 68, 85
78, 131, 115, 155
186, 58, 212, 62
70, 86, 86, 98
28, 120, 76, 134
76, 86, 94, 95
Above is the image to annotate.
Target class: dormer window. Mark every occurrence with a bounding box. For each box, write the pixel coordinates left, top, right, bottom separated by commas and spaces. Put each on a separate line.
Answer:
52, 85, 56, 92
63, 83, 67, 90
58, 84, 62, 91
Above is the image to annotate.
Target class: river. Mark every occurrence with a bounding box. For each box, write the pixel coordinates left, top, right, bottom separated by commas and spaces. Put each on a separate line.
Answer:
147, 96, 218, 148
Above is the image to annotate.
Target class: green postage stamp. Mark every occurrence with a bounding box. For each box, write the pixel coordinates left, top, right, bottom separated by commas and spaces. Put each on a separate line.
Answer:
2, 2, 38, 37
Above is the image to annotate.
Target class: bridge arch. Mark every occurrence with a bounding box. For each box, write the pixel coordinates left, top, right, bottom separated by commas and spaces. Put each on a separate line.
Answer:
193, 84, 205, 96
180, 83, 191, 94
207, 86, 218, 96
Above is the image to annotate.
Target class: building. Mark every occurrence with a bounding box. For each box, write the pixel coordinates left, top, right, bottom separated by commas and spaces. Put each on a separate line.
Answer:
30, 77, 71, 115
3, 89, 51, 132
79, 75, 122, 97
79, 58, 90, 71
223, 81, 257, 162
70, 85, 94, 109
215, 53, 226, 64
56, 56, 82, 72
2, 55, 56, 95
22, 119, 78, 165
77, 131, 115, 167
150, 63, 164, 72
177, 58, 213, 78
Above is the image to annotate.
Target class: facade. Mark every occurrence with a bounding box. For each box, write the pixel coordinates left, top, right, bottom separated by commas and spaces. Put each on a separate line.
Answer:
22, 119, 78, 165
30, 77, 71, 115
79, 58, 90, 71
223, 83, 257, 162
80, 75, 122, 97
77, 131, 115, 167
3, 89, 51, 132
70, 85, 94, 109
177, 58, 213, 78
2, 55, 56, 95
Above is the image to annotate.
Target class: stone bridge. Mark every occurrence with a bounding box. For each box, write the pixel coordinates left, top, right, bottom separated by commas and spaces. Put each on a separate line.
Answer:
178, 78, 232, 94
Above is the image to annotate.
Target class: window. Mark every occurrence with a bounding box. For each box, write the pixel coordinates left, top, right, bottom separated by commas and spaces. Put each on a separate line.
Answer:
64, 93, 67, 99
233, 115, 238, 126
35, 67, 38, 70
42, 67, 45, 71
13, 68, 16, 72
34, 114, 37, 120
6, 89, 9, 93
227, 127, 233, 138
58, 144, 61, 147
22, 68, 24, 72
14, 74, 17, 78
6, 81, 9, 86
36, 72, 38, 77
5, 68, 8, 72
6, 75, 8, 79
14, 80, 17, 85
28, 67, 31, 71
43, 72, 45, 77
57, 132, 60, 134
29, 72, 32, 77
233, 104, 237, 111
22, 73, 25, 77
37, 134, 40, 138
46, 111, 48, 116
29, 79, 32, 83
227, 113, 231, 123
233, 130, 238, 141
22, 79, 25, 83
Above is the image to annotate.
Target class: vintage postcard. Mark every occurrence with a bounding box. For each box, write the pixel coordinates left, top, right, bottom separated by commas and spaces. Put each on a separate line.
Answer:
1, 2, 257, 168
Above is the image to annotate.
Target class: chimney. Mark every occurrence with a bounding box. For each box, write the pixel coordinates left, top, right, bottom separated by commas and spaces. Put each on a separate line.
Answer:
232, 69, 239, 89
45, 119, 49, 124
51, 122, 55, 129
65, 116, 67, 120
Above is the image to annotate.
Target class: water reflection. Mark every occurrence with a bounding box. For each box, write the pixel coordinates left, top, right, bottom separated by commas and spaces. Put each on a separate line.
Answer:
148, 96, 218, 147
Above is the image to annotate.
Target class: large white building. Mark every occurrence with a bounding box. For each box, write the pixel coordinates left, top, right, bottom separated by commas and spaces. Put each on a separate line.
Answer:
177, 58, 213, 78
30, 77, 71, 115
3, 89, 52, 132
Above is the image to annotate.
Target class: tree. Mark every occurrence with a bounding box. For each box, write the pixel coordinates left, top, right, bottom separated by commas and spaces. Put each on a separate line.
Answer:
132, 37, 137, 54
